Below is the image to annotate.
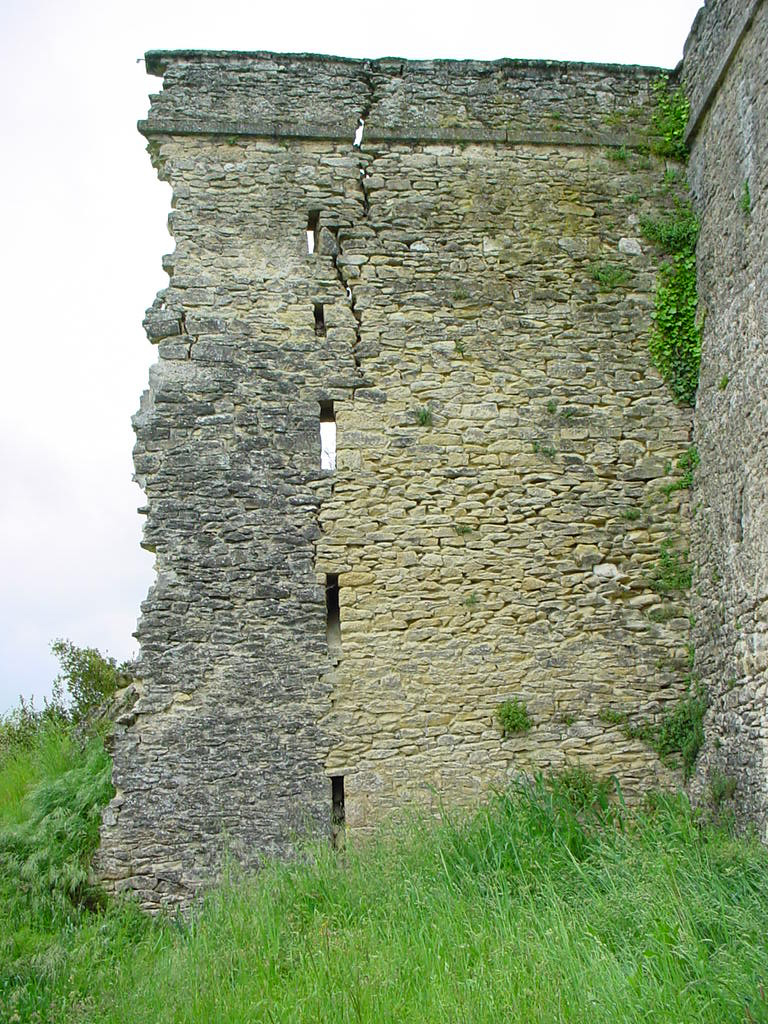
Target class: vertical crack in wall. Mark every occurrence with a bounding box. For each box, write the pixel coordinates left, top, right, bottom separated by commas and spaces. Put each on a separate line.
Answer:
316, 68, 377, 834
326, 68, 375, 379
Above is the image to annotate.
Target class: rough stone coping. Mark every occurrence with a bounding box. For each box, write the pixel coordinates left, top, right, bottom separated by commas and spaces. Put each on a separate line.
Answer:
144, 49, 669, 78
685, 0, 764, 144
137, 117, 651, 149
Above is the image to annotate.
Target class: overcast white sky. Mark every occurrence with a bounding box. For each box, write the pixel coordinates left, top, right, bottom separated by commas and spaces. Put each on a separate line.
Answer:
0, 0, 703, 713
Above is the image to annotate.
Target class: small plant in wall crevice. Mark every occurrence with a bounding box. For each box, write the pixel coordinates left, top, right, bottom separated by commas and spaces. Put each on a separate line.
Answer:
589, 261, 630, 291
740, 180, 751, 217
648, 541, 692, 595
497, 698, 532, 736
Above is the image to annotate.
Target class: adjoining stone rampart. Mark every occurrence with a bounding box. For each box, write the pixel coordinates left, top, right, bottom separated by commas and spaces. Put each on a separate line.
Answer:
98, 52, 699, 910
683, 0, 768, 836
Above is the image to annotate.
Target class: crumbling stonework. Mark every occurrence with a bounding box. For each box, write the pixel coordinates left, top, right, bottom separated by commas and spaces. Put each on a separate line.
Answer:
684, 0, 768, 837
97, 49, 707, 910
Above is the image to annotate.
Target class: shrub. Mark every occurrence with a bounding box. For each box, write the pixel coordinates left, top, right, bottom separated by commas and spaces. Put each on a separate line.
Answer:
551, 766, 616, 815
0, 695, 67, 769
50, 638, 130, 723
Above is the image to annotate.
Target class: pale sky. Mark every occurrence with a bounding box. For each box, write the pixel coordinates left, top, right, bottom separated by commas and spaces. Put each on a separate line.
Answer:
0, 0, 703, 713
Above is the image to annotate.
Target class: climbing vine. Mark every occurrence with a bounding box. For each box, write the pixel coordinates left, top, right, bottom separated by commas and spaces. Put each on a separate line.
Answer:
650, 74, 690, 162
642, 78, 701, 407
649, 252, 701, 406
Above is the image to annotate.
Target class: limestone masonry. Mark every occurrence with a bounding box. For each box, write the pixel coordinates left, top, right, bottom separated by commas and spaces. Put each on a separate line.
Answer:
96, 0, 767, 910
684, 0, 767, 835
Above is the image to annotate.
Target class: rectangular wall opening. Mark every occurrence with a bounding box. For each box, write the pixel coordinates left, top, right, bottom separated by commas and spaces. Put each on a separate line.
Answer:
313, 302, 326, 337
307, 210, 320, 254
320, 400, 336, 471
326, 572, 340, 651
331, 775, 345, 848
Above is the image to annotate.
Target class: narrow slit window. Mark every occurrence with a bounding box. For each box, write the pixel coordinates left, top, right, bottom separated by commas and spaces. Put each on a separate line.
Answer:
314, 303, 326, 337
307, 210, 320, 254
331, 775, 345, 848
320, 400, 336, 471
326, 572, 340, 650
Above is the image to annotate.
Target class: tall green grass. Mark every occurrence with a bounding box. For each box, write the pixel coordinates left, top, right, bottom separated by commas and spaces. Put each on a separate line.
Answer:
88, 784, 768, 1024
2, 721, 768, 1023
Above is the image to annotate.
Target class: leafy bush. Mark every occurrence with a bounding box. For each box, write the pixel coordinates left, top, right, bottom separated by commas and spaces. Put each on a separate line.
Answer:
51, 639, 130, 723
1, 641, 130, 775
0, 696, 67, 770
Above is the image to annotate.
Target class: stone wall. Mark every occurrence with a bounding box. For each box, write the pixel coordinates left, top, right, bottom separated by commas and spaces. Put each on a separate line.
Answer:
98, 52, 695, 908
683, 0, 768, 836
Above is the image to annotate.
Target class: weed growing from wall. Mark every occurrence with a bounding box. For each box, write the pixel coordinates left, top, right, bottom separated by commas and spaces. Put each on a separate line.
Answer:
740, 180, 751, 216
709, 769, 737, 807
496, 699, 531, 736
640, 202, 699, 253
589, 261, 630, 290
648, 541, 692, 595
654, 686, 706, 777
607, 144, 628, 162
532, 441, 557, 458
662, 445, 700, 496
599, 680, 705, 780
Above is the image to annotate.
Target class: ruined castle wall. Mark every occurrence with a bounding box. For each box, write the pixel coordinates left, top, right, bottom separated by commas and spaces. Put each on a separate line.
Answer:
99, 53, 694, 908
683, 0, 768, 834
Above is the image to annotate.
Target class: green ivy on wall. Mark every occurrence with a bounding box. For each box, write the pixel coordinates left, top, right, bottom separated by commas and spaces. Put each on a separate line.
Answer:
643, 76, 702, 406
649, 250, 702, 406
650, 74, 690, 162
